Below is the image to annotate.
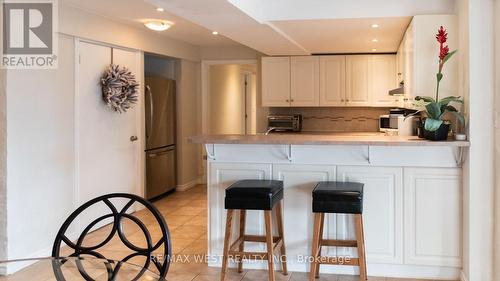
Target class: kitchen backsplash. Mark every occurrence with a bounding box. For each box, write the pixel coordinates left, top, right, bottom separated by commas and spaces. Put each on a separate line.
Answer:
269, 107, 391, 132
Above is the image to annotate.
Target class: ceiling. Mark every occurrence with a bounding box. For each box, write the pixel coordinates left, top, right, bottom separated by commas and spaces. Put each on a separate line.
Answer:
269, 17, 412, 54
61, 0, 240, 47
148, 0, 456, 55
62, 0, 456, 55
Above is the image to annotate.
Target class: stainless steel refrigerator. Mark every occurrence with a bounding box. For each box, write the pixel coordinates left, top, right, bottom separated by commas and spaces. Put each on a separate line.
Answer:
145, 76, 177, 199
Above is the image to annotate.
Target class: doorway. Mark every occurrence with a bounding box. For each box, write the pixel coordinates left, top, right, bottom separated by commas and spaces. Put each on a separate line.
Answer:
203, 61, 259, 135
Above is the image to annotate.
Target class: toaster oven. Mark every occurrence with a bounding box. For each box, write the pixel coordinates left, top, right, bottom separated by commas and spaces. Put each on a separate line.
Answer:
267, 114, 302, 133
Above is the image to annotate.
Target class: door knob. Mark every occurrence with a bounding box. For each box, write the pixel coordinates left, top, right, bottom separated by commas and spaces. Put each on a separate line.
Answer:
130, 136, 138, 142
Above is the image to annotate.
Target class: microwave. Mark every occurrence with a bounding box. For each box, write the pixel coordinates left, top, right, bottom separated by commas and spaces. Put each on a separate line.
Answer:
379, 114, 419, 136
267, 114, 302, 133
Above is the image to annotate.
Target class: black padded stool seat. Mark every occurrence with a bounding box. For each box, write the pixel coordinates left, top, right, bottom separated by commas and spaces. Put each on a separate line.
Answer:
312, 181, 364, 214
225, 180, 284, 210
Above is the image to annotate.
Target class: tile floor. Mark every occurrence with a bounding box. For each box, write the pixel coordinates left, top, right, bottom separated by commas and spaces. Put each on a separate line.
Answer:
71, 184, 455, 281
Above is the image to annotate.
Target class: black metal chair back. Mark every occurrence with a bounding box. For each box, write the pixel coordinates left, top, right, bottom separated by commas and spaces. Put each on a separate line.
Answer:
52, 193, 171, 278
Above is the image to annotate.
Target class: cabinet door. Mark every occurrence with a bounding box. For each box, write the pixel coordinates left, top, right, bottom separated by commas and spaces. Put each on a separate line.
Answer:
261, 57, 290, 106
346, 56, 371, 106
337, 166, 403, 264
404, 168, 461, 267
290, 56, 320, 106
371, 55, 398, 107
273, 164, 336, 270
319, 56, 346, 106
208, 163, 272, 256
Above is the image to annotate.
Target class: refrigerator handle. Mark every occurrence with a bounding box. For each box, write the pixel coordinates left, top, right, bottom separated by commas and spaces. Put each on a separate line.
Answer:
146, 85, 154, 141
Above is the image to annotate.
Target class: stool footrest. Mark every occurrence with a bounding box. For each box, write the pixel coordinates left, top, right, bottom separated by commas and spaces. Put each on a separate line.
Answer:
229, 235, 283, 258
320, 239, 358, 248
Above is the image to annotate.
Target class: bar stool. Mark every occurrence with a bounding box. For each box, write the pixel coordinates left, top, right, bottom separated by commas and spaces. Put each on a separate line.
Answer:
220, 180, 288, 281
309, 181, 367, 281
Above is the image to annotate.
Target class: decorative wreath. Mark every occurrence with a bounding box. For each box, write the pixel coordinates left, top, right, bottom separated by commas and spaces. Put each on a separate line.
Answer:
100, 64, 139, 113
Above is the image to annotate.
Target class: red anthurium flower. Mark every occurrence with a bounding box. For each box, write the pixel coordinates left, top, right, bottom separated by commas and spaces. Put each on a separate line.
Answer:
439, 45, 449, 61
436, 26, 447, 44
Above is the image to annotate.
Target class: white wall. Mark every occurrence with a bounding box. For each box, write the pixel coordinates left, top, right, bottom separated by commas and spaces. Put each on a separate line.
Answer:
6, 35, 76, 260
0, 67, 6, 263
494, 0, 500, 280
208, 64, 246, 134
200, 45, 261, 60
464, 0, 496, 281
176, 60, 203, 188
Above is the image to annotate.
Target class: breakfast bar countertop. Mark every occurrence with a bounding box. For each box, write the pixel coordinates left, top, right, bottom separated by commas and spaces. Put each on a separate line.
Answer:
190, 132, 470, 147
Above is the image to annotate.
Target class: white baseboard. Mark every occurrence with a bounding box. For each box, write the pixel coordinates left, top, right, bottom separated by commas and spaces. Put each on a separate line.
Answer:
176, 177, 204, 191
2, 231, 79, 275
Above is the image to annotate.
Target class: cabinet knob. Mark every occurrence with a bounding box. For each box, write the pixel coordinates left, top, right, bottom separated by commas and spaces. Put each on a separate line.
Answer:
286, 99, 289, 102
341, 99, 345, 102
290, 99, 294, 102
346, 99, 350, 102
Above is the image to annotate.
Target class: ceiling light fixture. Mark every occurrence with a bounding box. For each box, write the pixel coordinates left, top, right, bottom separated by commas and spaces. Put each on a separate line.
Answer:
144, 20, 173, 31
156, 7, 164, 12
212, 31, 219, 35
371, 38, 378, 42
371, 24, 379, 28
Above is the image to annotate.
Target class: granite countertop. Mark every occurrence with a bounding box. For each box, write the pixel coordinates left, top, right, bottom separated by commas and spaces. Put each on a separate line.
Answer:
189, 132, 470, 147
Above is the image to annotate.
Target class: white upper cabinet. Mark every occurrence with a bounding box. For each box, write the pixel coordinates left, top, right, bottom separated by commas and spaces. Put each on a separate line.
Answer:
346, 55, 371, 106
290, 56, 320, 106
319, 56, 346, 106
371, 55, 398, 106
261, 57, 291, 107
262, 54, 398, 108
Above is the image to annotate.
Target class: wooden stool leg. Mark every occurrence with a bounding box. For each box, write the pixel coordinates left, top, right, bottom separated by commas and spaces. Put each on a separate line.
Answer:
220, 209, 234, 281
275, 201, 288, 275
237, 210, 246, 273
355, 214, 367, 281
264, 210, 276, 281
315, 213, 324, 278
309, 213, 322, 281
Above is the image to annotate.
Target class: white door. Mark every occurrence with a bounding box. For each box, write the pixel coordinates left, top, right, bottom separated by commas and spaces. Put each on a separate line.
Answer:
403, 168, 461, 267
346, 56, 371, 106
371, 55, 397, 107
77, 41, 143, 225
290, 56, 320, 106
273, 164, 336, 272
337, 166, 404, 265
319, 56, 346, 106
261, 57, 290, 107
208, 163, 272, 256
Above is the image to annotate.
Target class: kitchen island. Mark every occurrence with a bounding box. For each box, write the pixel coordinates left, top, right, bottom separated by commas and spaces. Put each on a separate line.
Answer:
190, 133, 469, 280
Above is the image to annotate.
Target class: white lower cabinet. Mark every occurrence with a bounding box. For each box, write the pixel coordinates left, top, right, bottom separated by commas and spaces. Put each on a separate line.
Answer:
272, 164, 336, 271
208, 163, 272, 256
337, 166, 403, 264
206, 160, 462, 277
403, 167, 462, 267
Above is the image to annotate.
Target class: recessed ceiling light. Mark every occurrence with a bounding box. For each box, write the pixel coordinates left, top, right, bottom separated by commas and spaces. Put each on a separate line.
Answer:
372, 48, 377, 52
212, 31, 219, 35
371, 38, 378, 42
156, 7, 164, 12
144, 20, 173, 31
371, 24, 379, 28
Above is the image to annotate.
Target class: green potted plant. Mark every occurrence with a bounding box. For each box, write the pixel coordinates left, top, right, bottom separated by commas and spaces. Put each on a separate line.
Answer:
412, 26, 465, 141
